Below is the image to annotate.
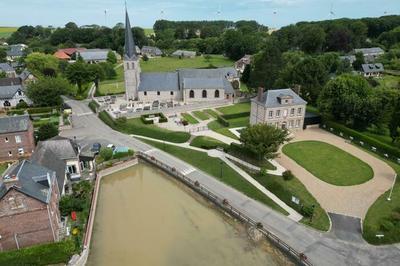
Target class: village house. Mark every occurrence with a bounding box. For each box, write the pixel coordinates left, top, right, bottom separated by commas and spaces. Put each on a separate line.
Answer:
361, 63, 384, 77
141, 46, 163, 57
6, 44, 28, 61
0, 77, 31, 108
0, 63, 17, 78
250, 88, 307, 130
354, 47, 384, 62
235, 54, 251, 73
171, 50, 197, 58
53, 48, 87, 61
0, 160, 62, 251
18, 69, 36, 85
0, 115, 35, 162
75, 49, 116, 64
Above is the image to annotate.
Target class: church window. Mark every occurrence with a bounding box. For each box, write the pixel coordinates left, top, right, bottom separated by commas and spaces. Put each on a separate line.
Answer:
170, 91, 174, 95
126, 62, 130, 69
214, 90, 220, 98
157, 91, 160, 95
202, 90, 207, 98
144, 91, 147, 96
189, 90, 194, 98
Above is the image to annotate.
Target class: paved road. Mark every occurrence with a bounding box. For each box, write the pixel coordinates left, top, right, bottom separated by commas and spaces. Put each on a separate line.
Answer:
61, 99, 400, 266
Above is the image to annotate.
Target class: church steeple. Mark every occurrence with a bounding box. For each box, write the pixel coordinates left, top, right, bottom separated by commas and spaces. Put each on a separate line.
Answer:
124, 9, 136, 59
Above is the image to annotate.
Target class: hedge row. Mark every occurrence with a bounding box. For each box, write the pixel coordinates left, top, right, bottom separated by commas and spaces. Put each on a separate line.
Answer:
88, 100, 99, 113
7, 107, 57, 116
217, 115, 230, 127
221, 111, 250, 120
322, 120, 400, 159
0, 240, 76, 266
140, 113, 168, 124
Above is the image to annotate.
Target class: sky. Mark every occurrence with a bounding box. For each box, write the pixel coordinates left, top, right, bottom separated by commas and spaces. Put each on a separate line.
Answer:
0, 0, 399, 29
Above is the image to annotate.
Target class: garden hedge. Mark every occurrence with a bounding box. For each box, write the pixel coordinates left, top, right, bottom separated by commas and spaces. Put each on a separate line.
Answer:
217, 115, 230, 127
221, 111, 250, 120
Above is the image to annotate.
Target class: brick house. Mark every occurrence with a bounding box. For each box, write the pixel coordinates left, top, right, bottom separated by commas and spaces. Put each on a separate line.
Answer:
0, 160, 62, 251
0, 115, 35, 162
250, 88, 307, 130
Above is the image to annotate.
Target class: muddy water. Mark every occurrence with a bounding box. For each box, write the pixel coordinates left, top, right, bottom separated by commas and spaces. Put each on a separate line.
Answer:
87, 163, 293, 266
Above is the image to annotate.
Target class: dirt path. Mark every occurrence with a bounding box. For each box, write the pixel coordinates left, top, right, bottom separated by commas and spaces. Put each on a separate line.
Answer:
276, 127, 395, 219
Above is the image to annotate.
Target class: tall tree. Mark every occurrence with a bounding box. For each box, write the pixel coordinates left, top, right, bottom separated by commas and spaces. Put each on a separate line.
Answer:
37, 123, 59, 141
300, 24, 326, 54
353, 52, 365, 71
25, 52, 59, 77
27, 77, 72, 106
65, 61, 91, 93
106, 51, 117, 64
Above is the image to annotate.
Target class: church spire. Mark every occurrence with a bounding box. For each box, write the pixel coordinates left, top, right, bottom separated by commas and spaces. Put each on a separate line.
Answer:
124, 8, 136, 59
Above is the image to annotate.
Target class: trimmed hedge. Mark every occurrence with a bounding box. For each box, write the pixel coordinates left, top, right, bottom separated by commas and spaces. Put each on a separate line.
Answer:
221, 111, 250, 120
141, 113, 168, 124
27, 107, 57, 114
322, 120, 400, 159
0, 240, 76, 266
217, 115, 230, 127
88, 100, 99, 113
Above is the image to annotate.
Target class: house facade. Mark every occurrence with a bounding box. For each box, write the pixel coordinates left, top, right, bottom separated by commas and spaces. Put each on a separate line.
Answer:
250, 88, 307, 130
0, 78, 31, 108
0, 160, 61, 251
141, 46, 163, 57
0, 115, 35, 162
6, 44, 28, 61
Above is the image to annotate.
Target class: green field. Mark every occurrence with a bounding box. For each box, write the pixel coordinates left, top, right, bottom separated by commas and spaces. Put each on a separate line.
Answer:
141, 138, 288, 215
99, 111, 190, 143
181, 113, 199, 124
205, 109, 219, 118
283, 141, 374, 186
362, 150, 400, 245
248, 170, 330, 231
192, 110, 209, 120
97, 64, 125, 96
141, 55, 234, 73
216, 102, 251, 115
208, 120, 240, 140
0, 27, 18, 39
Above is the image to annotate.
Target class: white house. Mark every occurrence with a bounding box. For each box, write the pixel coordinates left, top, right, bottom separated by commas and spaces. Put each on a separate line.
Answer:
361, 63, 384, 77
250, 88, 307, 130
0, 79, 31, 108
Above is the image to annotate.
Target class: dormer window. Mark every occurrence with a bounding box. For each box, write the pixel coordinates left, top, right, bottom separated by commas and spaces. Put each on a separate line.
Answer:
277, 94, 293, 105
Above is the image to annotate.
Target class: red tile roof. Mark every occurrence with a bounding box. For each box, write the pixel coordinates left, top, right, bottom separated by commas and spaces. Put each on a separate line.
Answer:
53, 51, 71, 60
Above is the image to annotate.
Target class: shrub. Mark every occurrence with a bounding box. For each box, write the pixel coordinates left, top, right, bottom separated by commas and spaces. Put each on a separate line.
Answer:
301, 205, 315, 218
37, 123, 59, 141
380, 220, 395, 232
27, 107, 56, 114
282, 170, 294, 181
113, 149, 134, 159
143, 54, 149, 61
99, 147, 113, 161
16, 101, 29, 109
221, 111, 250, 120
217, 115, 230, 127
182, 120, 189, 126
88, 100, 99, 113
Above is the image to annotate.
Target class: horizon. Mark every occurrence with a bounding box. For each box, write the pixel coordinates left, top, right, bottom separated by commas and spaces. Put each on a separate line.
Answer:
0, 0, 399, 29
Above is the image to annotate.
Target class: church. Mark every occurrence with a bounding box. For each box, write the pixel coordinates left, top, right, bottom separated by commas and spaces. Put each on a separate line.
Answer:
123, 11, 237, 103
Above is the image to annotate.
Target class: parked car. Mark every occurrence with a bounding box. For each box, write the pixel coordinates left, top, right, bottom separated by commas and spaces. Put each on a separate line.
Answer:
91, 143, 102, 155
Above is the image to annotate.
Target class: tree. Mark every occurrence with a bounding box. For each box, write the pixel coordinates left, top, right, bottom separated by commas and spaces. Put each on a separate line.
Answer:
87, 64, 105, 89
0, 48, 6, 62
300, 24, 326, 54
142, 54, 149, 61
353, 52, 365, 71
25, 52, 59, 77
99, 147, 113, 161
107, 51, 117, 64
318, 74, 381, 129
65, 61, 91, 93
240, 124, 291, 160
27, 77, 72, 106
241, 64, 251, 84
389, 98, 400, 143
37, 123, 59, 141
0, 72, 6, 78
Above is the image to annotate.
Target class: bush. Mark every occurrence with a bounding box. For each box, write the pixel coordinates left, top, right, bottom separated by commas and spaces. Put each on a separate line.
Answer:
322, 120, 400, 158
27, 107, 56, 114
99, 147, 113, 161
143, 54, 149, 61
0, 240, 77, 266
37, 123, 59, 141
88, 100, 99, 113
217, 115, 230, 127
141, 115, 154, 124
282, 170, 294, 181
16, 101, 29, 109
301, 205, 315, 218
113, 149, 134, 159
221, 112, 251, 120
182, 120, 189, 126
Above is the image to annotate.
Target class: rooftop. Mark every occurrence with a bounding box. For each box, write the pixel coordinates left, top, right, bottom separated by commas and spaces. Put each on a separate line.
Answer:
0, 63, 15, 73
0, 115, 30, 134
254, 88, 307, 108
361, 63, 384, 73
138, 72, 179, 91
35, 136, 79, 160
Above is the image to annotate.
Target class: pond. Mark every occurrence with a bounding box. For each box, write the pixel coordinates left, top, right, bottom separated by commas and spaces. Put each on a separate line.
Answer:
87, 163, 292, 266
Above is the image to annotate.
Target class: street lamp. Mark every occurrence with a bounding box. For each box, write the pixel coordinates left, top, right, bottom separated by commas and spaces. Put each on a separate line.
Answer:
387, 174, 397, 201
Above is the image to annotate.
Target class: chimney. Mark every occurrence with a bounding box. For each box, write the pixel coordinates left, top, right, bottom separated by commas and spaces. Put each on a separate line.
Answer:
257, 87, 264, 102
2, 174, 20, 190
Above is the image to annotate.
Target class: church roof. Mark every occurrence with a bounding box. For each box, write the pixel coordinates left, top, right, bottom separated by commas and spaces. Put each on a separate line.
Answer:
124, 10, 137, 60
138, 72, 179, 91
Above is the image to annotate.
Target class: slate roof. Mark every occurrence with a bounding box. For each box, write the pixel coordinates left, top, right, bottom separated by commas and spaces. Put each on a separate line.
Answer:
0, 77, 21, 86
0, 160, 55, 203
354, 47, 384, 55
19, 69, 33, 81
141, 46, 162, 56
0, 63, 15, 72
0, 115, 30, 134
124, 10, 137, 60
78, 49, 110, 62
178, 67, 238, 81
0, 84, 24, 99
31, 146, 66, 195
172, 50, 196, 57
35, 136, 79, 160
362, 63, 384, 73
183, 78, 224, 89
256, 88, 307, 108
138, 72, 179, 91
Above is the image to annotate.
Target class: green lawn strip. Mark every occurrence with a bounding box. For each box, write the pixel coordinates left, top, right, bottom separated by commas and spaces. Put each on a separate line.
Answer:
190, 136, 229, 150
192, 110, 209, 120
283, 141, 374, 186
99, 111, 190, 143
216, 102, 251, 115
0, 163, 8, 174
140, 138, 289, 216
181, 113, 199, 124
140, 55, 234, 73
361, 149, 400, 245
204, 109, 219, 118
207, 120, 239, 140
227, 144, 276, 170
0, 240, 77, 266
245, 169, 330, 231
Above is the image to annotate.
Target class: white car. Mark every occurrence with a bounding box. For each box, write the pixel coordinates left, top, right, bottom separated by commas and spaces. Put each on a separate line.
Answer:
107, 144, 116, 150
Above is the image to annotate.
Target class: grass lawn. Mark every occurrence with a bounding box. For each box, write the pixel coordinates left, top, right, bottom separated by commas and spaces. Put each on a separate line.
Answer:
192, 110, 209, 120
208, 120, 239, 140
181, 113, 199, 124
140, 55, 234, 73
377, 75, 400, 89
97, 65, 125, 95
141, 138, 288, 216
0, 27, 18, 38
99, 111, 190, 143
190, 136, 229, 150
247, 170, 330, 231
283, 141, 374, 186
362, 149, 400, 245
216, 102, 251, 115
0, 163, 8, 174
205, 109, 219, 118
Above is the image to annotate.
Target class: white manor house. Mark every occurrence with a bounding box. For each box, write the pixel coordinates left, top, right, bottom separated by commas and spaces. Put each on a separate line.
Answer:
122, 10, 238, 105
